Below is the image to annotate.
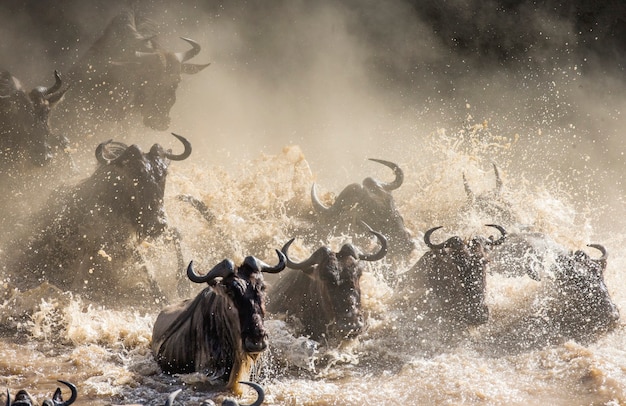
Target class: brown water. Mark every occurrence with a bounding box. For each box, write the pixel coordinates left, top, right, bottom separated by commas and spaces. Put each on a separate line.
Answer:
2, 128, 626, 405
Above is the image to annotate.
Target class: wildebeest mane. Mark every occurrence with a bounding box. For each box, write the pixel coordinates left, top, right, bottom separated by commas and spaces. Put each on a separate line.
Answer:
153, 286, 255, 387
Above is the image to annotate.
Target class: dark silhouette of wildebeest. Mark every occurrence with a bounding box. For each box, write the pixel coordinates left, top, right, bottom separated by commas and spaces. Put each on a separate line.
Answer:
478, 243, 620, 354
151, 251, 286, 392
0, 69, 67, 168
54, 9, 209, 141
399, 224, 507, 328
310, 158, 415, 264
5, 380, 77, 406
2, 133, 191, 305
268, 225, 387, 341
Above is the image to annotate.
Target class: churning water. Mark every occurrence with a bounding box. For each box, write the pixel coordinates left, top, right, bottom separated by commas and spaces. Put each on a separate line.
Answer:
2, 2, 626, 405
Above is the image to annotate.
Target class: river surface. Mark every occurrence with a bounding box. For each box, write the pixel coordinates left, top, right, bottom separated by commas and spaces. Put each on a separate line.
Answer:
2, 128, 626, 405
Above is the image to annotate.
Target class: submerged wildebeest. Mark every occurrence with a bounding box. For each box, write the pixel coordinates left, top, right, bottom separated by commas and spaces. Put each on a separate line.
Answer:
398, 225, 507, 329
151, 251, 286, 392
459, 164, 556, 281
310, 158, 415, 264
0, 69, 67, 168
2, 133, 191, 304
268, 225, 387, 341
5, 380, 77, 406
165, 381, 264, 406
54, 9, 209, 141
480, 244, 620, 354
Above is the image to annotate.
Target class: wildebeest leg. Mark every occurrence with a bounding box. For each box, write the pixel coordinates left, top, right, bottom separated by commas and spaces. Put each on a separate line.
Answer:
176, 194, 215, 224
162, 225, 190, 298
131, 249, 169, 305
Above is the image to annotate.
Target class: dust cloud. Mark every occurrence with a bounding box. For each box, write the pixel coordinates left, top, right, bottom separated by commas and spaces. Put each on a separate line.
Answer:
1, 0, 625, 221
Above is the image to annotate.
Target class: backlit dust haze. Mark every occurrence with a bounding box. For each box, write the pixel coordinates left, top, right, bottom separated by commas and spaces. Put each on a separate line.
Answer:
1, 0, 625, 228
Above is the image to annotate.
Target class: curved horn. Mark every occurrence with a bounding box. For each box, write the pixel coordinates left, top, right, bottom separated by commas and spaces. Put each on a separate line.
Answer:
164, 133, 192, 161
311, 183, 333, 213
165, 389, 182, 406
175, 37, 201, 63
484, 224, 507, 246
95, 140, 129, 164
492, 163, 503, 194
358, 222, 388, 262
463, 173, 475, 203
239, 381, 265, 406
424, 226, 445, 250
257, 249, 287, 274
187, 259, 235, 284
368, 158, 404, 191
55, 380, 77, 406
44, 70, 63, 97
5, 389, 10, 406
242, 251, 286, 274
281, 238, 328, 271
587, 244, 608, 263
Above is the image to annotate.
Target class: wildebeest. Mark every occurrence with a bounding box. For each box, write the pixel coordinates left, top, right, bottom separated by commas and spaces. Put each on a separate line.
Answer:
5, 380, 77, 406
545, 244, 620, 341
398, 224, 507, 328
2, 133, 191, 304
54, 9, 209, 140
310, 158, 415, 263
268, 225, 387, 341
459, 163, 520, 226
165, 381, 264, 406
478, 244, 620, 354
0, 69, 67, 168
151, 251, 286, 391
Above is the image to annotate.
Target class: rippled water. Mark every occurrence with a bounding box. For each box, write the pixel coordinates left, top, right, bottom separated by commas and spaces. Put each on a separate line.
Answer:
2, 123, 626, 405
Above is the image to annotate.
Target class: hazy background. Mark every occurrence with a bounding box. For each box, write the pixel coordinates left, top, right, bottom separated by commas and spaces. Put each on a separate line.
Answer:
1, 0, 625, 227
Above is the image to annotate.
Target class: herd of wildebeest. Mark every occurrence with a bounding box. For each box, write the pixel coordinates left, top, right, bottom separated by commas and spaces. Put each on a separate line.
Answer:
0, 9, 621, 406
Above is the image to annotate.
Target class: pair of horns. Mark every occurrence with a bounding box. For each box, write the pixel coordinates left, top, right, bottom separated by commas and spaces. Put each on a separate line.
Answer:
282, 222, 388, 270
95, 133, 192, 164
311, 158, 403, 212
6, 380, 77, 406
424, 224, 507, 250
186, 251, 286, 284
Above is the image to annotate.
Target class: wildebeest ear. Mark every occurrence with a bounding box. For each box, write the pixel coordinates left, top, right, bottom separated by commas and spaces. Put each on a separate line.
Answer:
181, 63, 211, 75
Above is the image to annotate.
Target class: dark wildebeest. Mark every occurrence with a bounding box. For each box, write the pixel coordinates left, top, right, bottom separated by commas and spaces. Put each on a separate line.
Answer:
311, 158, 415, 264
459, 163, 520, 227
0, 69, 67, 168
55, 10, 209, 140
399, 224, 507, 328
5, 380, 77, 406
165, 381, 264, 406
459, 163, 553, 281
545, 244, 620, 342
268, 225, 388, 341
151, 252, 286, 392
479, 244, 620, 354
3, 133, 191, 304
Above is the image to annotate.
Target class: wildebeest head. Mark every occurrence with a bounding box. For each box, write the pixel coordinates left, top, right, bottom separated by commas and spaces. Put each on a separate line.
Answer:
80, 11, 210, 131
311, 158, 414, 260
420, 224, 507, 326
187, 250, 286, 354
550, 244, 620, 340
6, 380, 77, 406
0, 70, 66, 166
129, 37, 210, 130
460, 163, 519, 227
280, 226, 387, 338
92, 133, 191, 238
